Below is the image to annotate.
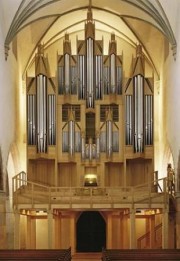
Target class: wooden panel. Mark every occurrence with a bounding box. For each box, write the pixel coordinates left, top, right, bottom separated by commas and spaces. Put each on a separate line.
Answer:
58, 163, 77, 187
28, 159, 55, 186
105, 163, 124, 187
126, 159, 153, 186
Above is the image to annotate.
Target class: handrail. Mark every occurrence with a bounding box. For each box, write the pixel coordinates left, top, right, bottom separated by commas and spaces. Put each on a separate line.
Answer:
12, 171, 171, 208
137, 223, 162, 249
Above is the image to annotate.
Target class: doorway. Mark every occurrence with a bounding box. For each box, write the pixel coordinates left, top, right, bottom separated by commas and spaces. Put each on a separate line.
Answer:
76, 211, 106, 252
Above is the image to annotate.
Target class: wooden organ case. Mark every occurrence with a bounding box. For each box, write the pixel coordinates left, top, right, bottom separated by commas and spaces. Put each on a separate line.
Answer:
26, 7, 154, 192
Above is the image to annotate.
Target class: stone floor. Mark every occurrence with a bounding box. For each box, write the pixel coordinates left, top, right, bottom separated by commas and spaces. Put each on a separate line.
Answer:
72, 252, 102, 261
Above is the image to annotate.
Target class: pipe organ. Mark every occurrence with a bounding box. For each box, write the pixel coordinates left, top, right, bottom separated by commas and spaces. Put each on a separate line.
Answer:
27, 44, 56, 153
57, 7, 123, 161
26, 6, 154, 189
125, 45, 153, 153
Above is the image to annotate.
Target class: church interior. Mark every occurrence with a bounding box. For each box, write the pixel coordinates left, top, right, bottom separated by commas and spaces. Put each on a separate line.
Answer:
1, 0, 180, 258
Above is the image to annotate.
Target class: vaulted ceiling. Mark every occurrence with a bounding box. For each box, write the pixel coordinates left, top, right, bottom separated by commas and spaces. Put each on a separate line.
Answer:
3, 0, 177, 79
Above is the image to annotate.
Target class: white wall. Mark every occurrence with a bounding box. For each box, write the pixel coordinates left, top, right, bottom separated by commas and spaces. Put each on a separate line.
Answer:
0, 5, 16, 190
163, 2, 180, 187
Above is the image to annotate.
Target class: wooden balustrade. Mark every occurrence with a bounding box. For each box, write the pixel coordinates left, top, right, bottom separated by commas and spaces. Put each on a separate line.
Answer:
102, 249, 180, 261
0, 248, 71, 261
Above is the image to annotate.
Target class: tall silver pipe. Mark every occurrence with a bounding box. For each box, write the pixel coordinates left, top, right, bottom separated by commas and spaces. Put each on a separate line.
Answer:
117, 66, 122, 94
125, 95, 132, 145
95, 55, 103, 99
106, 120, 113, 158
32, 94, 36, 144
145, 95, 148, 145
64, 53, 70, 94
134, 75, 144, 152
37, 74, 47, 153
96, 133, 100, 160
48, 95, 56, 145
145, 95, 153, 145
106, 110, 113, 158
68, 110, 75, 157
48, 95, 52, 144
27, 95, 31, 144
81, 132, 85, 160
86, 38, 94, 108
110, 53, 116, 94
150, 95, 153, 144
78, 55, 85, 99
88, 138, 93, 161
58, 66, 64, 94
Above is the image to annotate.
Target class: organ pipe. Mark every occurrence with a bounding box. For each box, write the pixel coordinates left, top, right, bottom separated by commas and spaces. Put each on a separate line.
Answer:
134, 74, 144, 153
96, 133, 100, 159
106, 110, 113, 158
58, 66, 64, 94
64, 53, 71, 94
78, 55, 85, 99
37, 74, 47, 153
117, 66, 122, 94
95, 55, 103, 99
68, 110, 75, 157
48, 95, 56, 145
27, 94, 36, 145
125, 95, 132, 145
81, 132, 85, 160
62, 131, 68, 152
86, 38, 94, 108
110, 53, 116, 94
145, 95, 153, 145
88, 138, 93, 161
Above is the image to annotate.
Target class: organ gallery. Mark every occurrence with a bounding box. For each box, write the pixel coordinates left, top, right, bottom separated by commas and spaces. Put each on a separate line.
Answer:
6, 3, 176, 253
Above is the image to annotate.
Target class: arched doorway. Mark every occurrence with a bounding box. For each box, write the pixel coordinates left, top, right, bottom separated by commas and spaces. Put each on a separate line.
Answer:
76, 211, 106, 252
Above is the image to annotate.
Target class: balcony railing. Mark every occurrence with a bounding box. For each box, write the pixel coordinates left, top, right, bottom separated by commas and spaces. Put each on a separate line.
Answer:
12, 171, 172, 208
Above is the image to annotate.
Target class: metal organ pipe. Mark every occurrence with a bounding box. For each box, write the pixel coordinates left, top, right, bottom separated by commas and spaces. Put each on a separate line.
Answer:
78, 55, 85, 100
68, 112, 75, 157
88, 138, 93, 161
125, 95, 132, 145
134, 74, 144, 152
106, 111, 113, 158
81, 132, 85, 160
27, 95, 36, 145
110, 54, 116, 94
95, 55, 103, 99
96, 133, 100, 160
48, 95, 56, 145
37, 74, 47, 153
64, 53, 70, 94
86, 38, 94, 108
145, 95, 153, 145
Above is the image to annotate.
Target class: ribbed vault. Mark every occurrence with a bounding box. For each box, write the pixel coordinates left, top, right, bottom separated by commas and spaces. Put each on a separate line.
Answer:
3, 0, 177, 77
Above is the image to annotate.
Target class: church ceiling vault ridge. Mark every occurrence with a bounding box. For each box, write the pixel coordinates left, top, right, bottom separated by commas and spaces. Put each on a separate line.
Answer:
3, 0, 177, 76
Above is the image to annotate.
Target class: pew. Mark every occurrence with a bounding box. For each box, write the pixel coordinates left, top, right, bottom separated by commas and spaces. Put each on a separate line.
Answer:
102, 248, 180, 261
0, 248, 71, 261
